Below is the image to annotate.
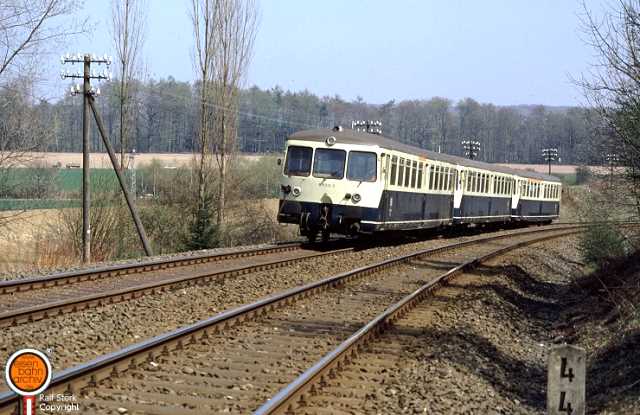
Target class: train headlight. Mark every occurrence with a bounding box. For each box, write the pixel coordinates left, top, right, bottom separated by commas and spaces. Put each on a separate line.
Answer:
292, 186, 302, 197
325, 136, 336, 146
352, 193, 361, 203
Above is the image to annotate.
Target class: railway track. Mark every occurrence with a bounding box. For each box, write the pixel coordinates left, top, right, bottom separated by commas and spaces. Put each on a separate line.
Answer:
0, 223, 582, 328
0, 240, 354, 328
254, 230, 583, 415
0, 224, 587, 415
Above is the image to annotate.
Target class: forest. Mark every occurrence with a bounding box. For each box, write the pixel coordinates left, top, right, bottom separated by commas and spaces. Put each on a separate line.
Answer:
6, 78, 608, 166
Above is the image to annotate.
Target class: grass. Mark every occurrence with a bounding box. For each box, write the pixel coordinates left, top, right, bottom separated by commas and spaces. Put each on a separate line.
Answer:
555, 173, 578, 186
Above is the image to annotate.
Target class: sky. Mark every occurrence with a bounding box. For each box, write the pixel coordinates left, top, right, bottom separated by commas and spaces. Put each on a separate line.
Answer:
45, 0, 608, 106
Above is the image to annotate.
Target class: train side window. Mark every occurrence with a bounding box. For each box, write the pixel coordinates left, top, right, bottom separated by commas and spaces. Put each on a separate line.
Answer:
417, 162, 423, 189
398, 158, 405, 186
431, 165, 436, 189
411, 161, 417, 188
485, 174, 489, 193
404, 160, 411, 187
441, 167, 446, 190
443, 167, 449, 190
390, 156, 397, 186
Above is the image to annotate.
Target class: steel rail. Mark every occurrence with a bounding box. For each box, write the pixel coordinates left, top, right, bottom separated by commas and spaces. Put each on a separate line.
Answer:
0, 223, 588, 328
0, 224, 586, 414
254, 229, 584, 414
0, 241, 308, 294
0, 221, 631, 295
0, 246, 354, 328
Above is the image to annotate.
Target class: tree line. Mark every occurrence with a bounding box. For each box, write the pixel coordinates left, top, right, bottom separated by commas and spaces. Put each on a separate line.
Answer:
0, 79, 608, 166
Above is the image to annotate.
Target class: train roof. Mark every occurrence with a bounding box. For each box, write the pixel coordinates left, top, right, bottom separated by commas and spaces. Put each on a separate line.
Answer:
288, 128, 561, 183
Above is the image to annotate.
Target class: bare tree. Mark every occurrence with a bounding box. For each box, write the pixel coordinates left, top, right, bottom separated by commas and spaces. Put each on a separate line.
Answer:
190, 0, 218, 231
110, 0, 147, 170
211, 0, 258, 227
190, 0, 258, 238
0, 0, 84, 80
578, 0, 640, 218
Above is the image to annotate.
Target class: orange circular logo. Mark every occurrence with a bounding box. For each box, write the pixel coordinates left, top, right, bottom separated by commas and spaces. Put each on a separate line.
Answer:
5, 349, 52, 396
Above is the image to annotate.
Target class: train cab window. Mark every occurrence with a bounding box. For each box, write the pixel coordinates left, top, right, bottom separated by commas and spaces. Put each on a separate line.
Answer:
284, 146, 313, 176
347, 151, 377, 182
390, 156, 398, 186
313, 148, 346, 179
417, 163, 423, 189
411, 161, 418, 188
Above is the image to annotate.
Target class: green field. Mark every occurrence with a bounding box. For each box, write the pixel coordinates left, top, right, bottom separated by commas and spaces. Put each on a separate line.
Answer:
0, 168, 126, 211
1, 168, 123, 192
0, 199, 81, 211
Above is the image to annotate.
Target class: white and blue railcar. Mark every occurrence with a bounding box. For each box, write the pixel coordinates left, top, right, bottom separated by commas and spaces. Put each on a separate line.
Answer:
277, 128, 561, 240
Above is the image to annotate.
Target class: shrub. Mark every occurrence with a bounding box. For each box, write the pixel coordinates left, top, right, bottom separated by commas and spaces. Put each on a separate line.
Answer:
579, 223, 629, 268
575, 165, 591, 185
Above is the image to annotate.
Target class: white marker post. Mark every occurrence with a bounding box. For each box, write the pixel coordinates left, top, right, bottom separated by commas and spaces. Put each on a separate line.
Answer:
547, 344, 586, 415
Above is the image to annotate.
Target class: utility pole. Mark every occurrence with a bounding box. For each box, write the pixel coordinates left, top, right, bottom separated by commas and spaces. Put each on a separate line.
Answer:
62, 53, 153, 261
542, 148, 559, 175
62, 53, 111, 263
462, 140, 480, 160
605, 153, 619, 186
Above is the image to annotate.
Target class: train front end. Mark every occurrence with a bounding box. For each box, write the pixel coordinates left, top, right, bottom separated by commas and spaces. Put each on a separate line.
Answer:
277, 130, 384, 241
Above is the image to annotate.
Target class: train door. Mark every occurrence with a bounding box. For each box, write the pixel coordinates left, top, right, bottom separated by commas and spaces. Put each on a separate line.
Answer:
453, 167, 464, 220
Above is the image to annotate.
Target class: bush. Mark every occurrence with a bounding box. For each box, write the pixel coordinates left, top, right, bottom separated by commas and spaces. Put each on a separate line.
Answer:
579, 223, 629, 268
575, 165, 591, 185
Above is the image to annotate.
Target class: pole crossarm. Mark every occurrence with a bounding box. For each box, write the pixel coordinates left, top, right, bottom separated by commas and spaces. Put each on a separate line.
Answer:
461, 139, 481, 160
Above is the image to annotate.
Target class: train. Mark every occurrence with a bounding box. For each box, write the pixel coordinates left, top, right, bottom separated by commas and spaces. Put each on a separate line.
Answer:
277, 126, 561, 241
